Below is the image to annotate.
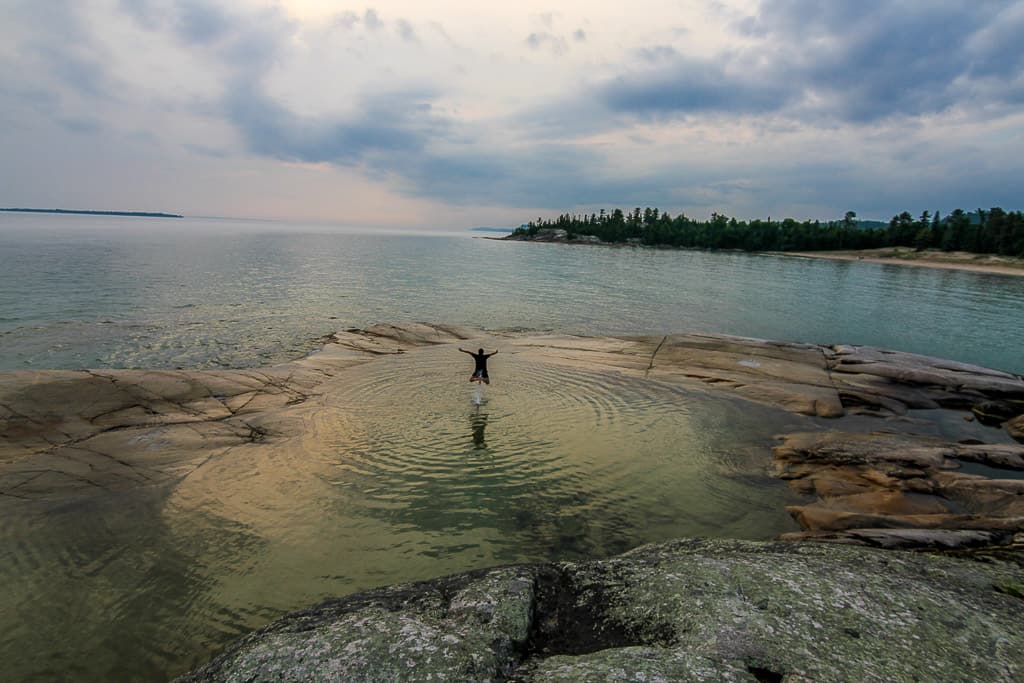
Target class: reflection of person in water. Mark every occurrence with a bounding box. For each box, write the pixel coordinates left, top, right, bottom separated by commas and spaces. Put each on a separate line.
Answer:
459, 347, 498, 384
470, 412, 488, 450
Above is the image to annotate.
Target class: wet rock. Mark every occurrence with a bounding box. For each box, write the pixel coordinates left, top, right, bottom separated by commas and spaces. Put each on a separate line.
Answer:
4, 322, 1024, 547
1005, 414, 1024, 443
773, 431, 1024, 547
0, 335, 397, 501
179, 566, 537, 683
829, 345, 1024, 399
178, 539, 1024, 682
973, 400, 1024, 425
649, 333, 844, 417
777, 528, 1015, 550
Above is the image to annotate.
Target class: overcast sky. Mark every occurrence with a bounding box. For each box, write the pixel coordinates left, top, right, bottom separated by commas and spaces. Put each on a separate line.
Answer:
2, 0, 1022, 227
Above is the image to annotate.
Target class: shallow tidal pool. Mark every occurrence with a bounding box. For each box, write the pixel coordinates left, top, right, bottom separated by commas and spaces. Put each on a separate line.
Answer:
3, 348, 819, 681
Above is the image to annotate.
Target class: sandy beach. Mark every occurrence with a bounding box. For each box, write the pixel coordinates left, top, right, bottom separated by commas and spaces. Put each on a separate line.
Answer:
779, 247, 1024, 277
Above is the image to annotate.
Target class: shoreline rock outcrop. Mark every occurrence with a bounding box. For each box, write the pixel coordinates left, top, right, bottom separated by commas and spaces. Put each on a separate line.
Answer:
3, 323, 1023, 548
177, 538, 1024, 682
5, 323, 1024, 680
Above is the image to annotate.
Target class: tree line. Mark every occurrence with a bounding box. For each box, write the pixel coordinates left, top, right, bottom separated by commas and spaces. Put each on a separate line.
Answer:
513, 207, 1024, 257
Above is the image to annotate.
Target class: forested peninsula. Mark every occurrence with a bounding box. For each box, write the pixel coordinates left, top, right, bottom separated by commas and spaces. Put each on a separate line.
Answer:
0, 207, 183, 218
509, 207, 1024, 258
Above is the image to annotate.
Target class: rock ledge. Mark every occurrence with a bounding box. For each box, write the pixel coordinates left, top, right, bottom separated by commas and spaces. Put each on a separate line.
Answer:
178, 538, 1024, 682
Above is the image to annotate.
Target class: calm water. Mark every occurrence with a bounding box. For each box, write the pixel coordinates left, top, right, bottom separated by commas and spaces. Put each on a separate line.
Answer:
2, 213, 1023, 682
2, 212, 1023, 373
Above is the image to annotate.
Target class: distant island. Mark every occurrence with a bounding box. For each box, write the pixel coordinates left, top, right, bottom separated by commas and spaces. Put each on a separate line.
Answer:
508, 206, 1024, 259
1, 207, 183, 218
470, 226, 515, 233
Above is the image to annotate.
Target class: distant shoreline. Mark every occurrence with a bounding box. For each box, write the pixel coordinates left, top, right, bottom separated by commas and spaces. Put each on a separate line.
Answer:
503, 231, 1024, 278
1, 207, 183, 219
775, 248, 1024, 277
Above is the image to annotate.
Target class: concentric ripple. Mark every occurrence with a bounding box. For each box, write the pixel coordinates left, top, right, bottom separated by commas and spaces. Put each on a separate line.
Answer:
314, 345, 802, 562
0, 346, 806, 683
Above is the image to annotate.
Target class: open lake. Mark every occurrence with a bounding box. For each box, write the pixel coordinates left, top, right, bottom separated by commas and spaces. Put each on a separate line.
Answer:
2, 212, 1023, 374
2, 212, 1023, 681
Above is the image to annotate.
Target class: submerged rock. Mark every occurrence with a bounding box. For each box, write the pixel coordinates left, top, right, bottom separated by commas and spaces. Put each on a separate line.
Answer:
772, 431, 1024, 549
177, 538, 1024, 682
6, 323, 1024, 678
1006, 414, 1024, 444
4, 323, 1023, 548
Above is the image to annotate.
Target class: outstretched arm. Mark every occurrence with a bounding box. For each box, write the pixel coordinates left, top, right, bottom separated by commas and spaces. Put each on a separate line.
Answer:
486, 350, 499, 358
458, 348, 472, 355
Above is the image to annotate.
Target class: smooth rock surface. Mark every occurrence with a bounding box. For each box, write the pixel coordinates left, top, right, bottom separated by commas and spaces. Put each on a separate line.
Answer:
1007, 414, 1024, 444
177, 538, 1024, 682
4, 323, 1024, 549
7, 323, 1024, 679
772, 431, 1024, 548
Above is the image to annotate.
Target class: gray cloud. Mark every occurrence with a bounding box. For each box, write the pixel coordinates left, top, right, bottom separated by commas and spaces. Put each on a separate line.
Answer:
363, 9, 383, 31
118, 0, 163, 29
59, 117, 104, 134
526, 32, 569, 55
601, 56, 794, 117
396, 144, 681, 209
225, 84, 447, 166
175, 0, 232, 45
746, 1, 1022, 121
9, 0, 116, 101
637, 46, 677, 63
591, 1, 1024, 125
5, 0, 1020, 223
333, 8, 385, 31
396, 19, 417, 43
183, 142, 228, 158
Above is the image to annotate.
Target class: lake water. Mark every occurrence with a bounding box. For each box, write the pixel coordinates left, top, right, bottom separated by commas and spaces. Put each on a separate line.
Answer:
2, 213, 1023, 681
2, 212, 1023, 374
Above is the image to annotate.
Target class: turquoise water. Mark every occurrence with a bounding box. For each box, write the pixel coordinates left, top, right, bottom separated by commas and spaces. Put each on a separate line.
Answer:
2, 212, 1023, 373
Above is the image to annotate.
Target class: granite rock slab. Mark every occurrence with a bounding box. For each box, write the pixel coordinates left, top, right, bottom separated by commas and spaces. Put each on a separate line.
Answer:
177, 538, 1024, 682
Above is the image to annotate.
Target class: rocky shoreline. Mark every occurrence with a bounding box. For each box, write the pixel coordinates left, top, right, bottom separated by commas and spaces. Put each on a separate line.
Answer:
782, 248, 1024, 277
3, 323, 1023, 680
504, 230, 1024, 277
177, 538, 1024, 682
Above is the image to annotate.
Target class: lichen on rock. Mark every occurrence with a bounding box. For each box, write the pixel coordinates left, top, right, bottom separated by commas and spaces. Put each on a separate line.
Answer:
178, 539, 1024, 682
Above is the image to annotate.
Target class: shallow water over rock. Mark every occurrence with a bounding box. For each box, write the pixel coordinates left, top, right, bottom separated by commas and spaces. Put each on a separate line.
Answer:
0, 343, 806, 681
4, 323, 1022, 681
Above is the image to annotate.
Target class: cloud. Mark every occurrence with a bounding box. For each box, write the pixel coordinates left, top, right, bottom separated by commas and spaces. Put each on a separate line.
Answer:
3, 0, 1022, 224
118, 0, 162, 28
395, 144, 676, 209
205, 0, 1024, 215
600, 55, 794, 117
225, 84, 447, 166
175, 0, 232, 45
363, 9, 383, 31
525, 32, 569, 55
742, 1, 1024, 122
396, 19, 417, 43
335, 8, 385, 31
59, 117, 104, 134
7, 0, 116, 101
964, 3, 1024, 80
585, 1, 1024, 126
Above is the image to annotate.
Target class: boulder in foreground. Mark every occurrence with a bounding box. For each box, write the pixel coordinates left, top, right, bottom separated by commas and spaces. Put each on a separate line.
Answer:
178, 538, 1024, 682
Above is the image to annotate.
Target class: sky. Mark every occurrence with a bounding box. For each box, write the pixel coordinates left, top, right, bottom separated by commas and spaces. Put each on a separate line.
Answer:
1, 0, 1022, 228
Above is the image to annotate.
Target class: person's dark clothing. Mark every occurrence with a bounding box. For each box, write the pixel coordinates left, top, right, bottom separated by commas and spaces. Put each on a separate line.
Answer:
460, 348, 497, 384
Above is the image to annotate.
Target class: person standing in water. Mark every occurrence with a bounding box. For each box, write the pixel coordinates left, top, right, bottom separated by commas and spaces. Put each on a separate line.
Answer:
459, 347, 498, 384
